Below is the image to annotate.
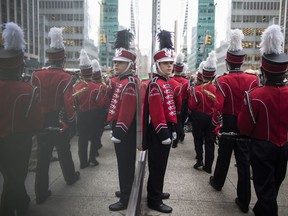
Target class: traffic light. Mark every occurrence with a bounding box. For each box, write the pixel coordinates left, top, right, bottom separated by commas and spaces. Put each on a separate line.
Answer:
205, 34, 212, 45
99, 33, 106, 44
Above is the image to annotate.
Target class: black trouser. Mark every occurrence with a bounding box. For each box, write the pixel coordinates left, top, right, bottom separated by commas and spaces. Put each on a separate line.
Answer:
113, 120, 136, 205
178, 99, 188, 141
0, 133, 32, 216
147, 123, 172, 206
191, 111, 214, 170
213, 115, 251, 208
250, 140, 288, 216
77, 108, 106, 165
35, 111, 76, 199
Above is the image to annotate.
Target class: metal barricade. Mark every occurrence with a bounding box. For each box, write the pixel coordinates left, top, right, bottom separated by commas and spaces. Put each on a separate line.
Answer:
126, 150, 147, 216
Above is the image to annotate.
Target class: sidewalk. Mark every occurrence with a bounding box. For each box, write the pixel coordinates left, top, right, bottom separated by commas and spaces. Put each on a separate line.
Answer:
1, 130, 288, 216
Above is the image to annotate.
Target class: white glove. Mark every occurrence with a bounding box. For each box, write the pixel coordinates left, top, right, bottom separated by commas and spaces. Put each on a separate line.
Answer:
161, 138, 171, 145
172, 132, 177, 140
110, 130, 113, 138
111, 136, 121, 143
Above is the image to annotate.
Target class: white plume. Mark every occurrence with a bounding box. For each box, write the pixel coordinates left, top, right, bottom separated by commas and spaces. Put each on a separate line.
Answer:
198, 61, 206, 73
48, 27, 65, 49
175, 52, 185, 64
2, 22, 26, 51
259, 24, 284, 55
228, 29, 244, 51
205, 51, 217, 69
91, 59, 101, 72
79, 49, 91, 67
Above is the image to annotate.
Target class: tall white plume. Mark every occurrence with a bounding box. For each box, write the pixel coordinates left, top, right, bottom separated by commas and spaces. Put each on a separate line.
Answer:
205, 51, 217, 69
91, 59, 101, 72
2, 22, 26, 51
198, 61, 206, 73
175, 52, 185, 64
79, 49, 91, 67
48, 27, 65, 49
260, 24, 284, 55
228, 29, 244, 51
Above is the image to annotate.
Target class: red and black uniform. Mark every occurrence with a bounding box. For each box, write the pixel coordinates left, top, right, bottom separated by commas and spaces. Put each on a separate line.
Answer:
73, 80, 108, 167
188, 82, 216, 172
171, 75, 189, 141
238, 84, 288, 216
107, 73, 139, 206
211, 71, 259, 208
168, 77, 182, 147
31, 67, 79, 202
0, 77, 42, 216
142, 74, 177, 207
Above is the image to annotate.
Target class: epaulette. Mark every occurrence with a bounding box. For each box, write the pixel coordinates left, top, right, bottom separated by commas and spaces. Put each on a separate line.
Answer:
148, 77, 164, 102
120, 75, 137, 100
244, 90, 256, 124
25, 86, 38, 118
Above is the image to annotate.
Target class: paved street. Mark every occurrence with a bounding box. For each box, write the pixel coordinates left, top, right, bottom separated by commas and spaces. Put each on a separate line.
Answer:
1, 130, 288, 216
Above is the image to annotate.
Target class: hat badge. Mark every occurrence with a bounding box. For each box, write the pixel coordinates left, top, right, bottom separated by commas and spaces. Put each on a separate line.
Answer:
115, 48, 123, 57
164, 49, 173, 58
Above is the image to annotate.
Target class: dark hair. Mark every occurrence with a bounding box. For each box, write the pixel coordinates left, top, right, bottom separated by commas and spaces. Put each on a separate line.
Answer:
227, 62, 242, 70
262, 67, 286, 85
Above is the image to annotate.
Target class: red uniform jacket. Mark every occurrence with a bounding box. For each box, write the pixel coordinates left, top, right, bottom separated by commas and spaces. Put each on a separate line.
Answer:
188, 82, 216, 115
107, 74, 139, 140
212, 71, 259, 126
32, 67, 76, 122
0, 80, 43, 138
168, 77, 182, 114
238, 85, 288, 147
142, 75, 177, 145
172, 75, 189, 100
73, 80, 108, 112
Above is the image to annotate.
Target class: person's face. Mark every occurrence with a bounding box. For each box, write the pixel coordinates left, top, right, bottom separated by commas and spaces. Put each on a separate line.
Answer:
113, 61, 129, 75
159, 61, 174, 76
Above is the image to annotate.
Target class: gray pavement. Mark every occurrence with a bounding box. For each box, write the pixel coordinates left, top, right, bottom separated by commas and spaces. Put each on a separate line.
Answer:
1, 130, 288, 216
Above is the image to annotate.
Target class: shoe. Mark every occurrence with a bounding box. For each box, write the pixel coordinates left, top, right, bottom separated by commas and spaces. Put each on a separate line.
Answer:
67, 171, 80, 185
209, 176, 222, 191
193, 161, 204, 170
115, 191, 121, 198
161, 192, 170, 200
235, 198, 249, 213
36, 190, 51, 204
80, 162, 89, 169
148, 203, 173, 213
109, 201, 127, 211
203, 166, 212, 174
88, 158, 99, 166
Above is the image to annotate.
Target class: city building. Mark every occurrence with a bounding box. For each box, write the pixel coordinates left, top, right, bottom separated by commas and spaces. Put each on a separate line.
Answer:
195, 0, 216, 69
0, 0, 41, 72
39, 0, 98, 68
98, 0, 119, 69
280, 0, 288, 53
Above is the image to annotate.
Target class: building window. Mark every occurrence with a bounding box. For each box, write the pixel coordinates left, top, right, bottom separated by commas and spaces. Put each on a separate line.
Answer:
242, 41, 253, 48
256, 28, 265, 36
243, 28, 253, 36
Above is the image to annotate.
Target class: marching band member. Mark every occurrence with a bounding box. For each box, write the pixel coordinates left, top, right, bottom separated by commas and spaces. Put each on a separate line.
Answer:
32, 27, 80, 204
142, 30, 177, 213
171, 52, 189, 143
238, 25, 288, 216
107, 29, 139, 211
0, 22, 42, 216
73, 50, 103, 168
188, 51, 217, 173
209, 29, 259, 213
